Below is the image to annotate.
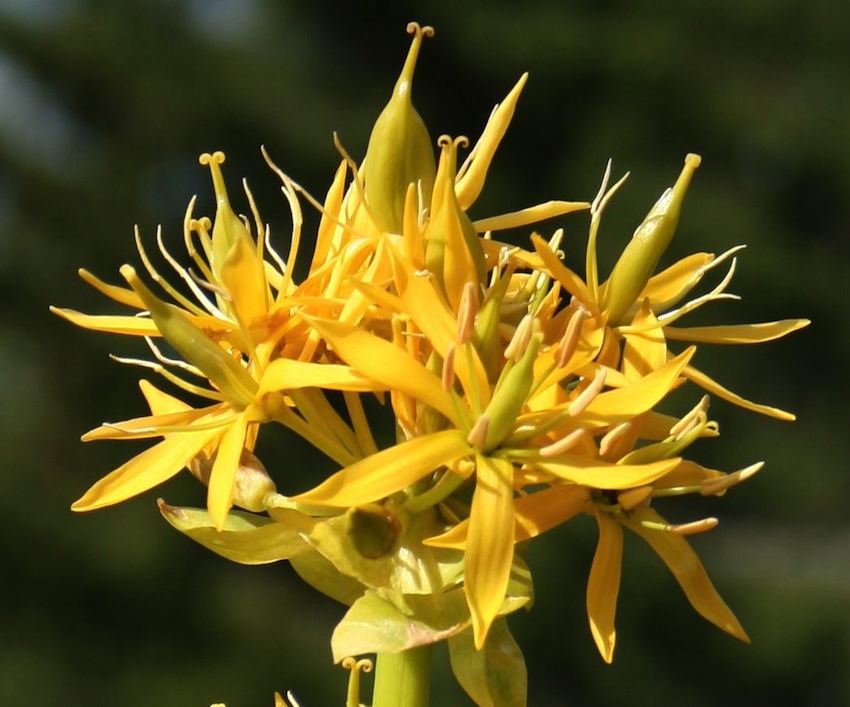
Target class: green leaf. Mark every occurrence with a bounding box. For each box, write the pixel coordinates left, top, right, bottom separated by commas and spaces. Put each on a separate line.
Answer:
331, 588, 469, 663
158, 501, 312, 565
289, 548, 365, 607
448, 618, 527, 707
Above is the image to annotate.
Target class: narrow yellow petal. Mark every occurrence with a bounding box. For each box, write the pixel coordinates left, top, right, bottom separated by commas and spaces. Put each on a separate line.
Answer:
534, 456, 681, 489
579, 347, 695, 422
587, 512, 623, 663
208, 412, 250, 530
466, 454, 516, 649
624, 506, 750, 642
639, 252, 713, 310
684, 364, 796, 421
622, 301, 667, 382
139, 379, 192, 415
309, 317, 461, 426
81, 405, 227, 441
455, 73, 528, 210
71, 426, 223, 511
51, 307, 161, 336
258, 359, 383, 395
425, 482, 590, 550
530, 234, 593, 311
78, 268, 144, 308
291, 429, 471, 507
473, 201, 589, 233
664, 319, 810, 344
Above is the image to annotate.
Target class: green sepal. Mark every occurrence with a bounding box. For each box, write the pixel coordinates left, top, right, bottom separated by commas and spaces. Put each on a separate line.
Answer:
158, 501, 312, 565
448, 618, 527, 707
305, 507, 464, 595
289, 548, 366, 607
331, 587, 470, 662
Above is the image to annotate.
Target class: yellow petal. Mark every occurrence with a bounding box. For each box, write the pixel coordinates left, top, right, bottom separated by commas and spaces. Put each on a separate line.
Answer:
50, 307, 161, 336
139, 379, 192, 415
258, 359, 383, 395
534, 456, 681, 489
684, 364, 796, 421
81, 405, 227, 441
579, 347, 695, 422
455, 73, 528, 210
425, 480, 590, 550
219, 233, 269, 330
78, 268, 144, 308
624, 506, 750, 642
639, 252, 713, 310
208, 412, 250, 530
465, 454, 516, 649
291, 429, 471, 507
622, 301, 667, 382
473, 201, 589, 233
664, 319, 810, 344
71, 426, 223, 511
309, 317, 461, 426
530, 234, 593, 311
587, 511, 623, 663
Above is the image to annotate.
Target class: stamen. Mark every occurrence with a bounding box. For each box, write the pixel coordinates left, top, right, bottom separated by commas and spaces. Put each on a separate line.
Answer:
568, 367, 607, 417
157, 226, 226, 319
657, 257, 740, 326
700, 461, 764, 496
466, 415, 489, 451
539, 428, 586, 457
108, 355, 225, 401
456, 281, 479, 344
556, 307, 586, 368
241, 177, 266, 253
144, 336, 203, 376
442, 343, 457, 392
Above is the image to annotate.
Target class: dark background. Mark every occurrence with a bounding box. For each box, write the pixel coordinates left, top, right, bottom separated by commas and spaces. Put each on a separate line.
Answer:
1, 1, 847, 705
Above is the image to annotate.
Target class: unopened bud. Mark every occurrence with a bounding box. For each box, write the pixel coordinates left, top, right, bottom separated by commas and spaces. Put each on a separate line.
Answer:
190, 448, 276, 512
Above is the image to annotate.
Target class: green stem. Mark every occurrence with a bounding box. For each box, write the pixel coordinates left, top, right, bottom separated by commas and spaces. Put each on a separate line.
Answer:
371, 646, 432, 707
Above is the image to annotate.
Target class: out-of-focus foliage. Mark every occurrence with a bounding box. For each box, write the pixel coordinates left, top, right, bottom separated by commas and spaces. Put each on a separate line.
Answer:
1, 1, 846, 705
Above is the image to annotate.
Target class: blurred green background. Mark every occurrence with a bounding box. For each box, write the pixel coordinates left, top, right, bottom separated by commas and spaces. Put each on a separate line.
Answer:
1, 0, 847, 705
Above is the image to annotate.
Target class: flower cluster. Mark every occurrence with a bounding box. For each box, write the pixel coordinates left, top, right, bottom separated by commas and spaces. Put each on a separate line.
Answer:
54, 23, 807, 706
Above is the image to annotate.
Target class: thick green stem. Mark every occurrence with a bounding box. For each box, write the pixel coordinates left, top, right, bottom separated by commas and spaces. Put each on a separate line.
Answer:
371, 646, 432, 707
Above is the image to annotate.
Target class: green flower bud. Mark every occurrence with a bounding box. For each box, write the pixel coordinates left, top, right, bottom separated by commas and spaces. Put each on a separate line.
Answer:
121, 265, 257, 406
346, 504, 400, 560
363, 23, 437, 234
603, 154, 701, 324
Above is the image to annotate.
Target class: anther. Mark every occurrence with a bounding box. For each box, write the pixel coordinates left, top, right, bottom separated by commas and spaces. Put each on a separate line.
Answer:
539, 428, 586, 457
669, 395, 710, 437
669, 517, 718, 535
556, 307, 586, 368
568, 367, 608, 417
599, 420, 632, 458
466, 415, 490, 451
504, 314, 534, 362
700, 461, 764, 496
442, 344, 457, 392
457, 282, 479, 344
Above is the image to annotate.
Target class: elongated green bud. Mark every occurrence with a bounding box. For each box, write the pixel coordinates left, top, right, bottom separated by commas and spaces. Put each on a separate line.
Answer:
604, 154, 701, 323
473, 271, 512, 381
362, 22, 437, 233
481, 331, 541, 451
121, 265, 257, 406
